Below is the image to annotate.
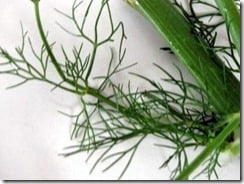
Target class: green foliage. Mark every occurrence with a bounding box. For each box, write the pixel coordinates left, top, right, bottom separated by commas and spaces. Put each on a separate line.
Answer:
0, 0, 240, 180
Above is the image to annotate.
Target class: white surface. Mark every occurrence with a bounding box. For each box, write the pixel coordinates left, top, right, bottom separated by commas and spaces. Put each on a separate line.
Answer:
0, 0, 240, 180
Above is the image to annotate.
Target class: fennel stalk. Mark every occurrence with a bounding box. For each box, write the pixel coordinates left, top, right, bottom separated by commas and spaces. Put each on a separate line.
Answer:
0, 0, 240, 180
126, 0, 240, 180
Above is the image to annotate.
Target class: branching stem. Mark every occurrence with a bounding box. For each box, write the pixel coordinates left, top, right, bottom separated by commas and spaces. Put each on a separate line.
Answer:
33, 1, 66, 80
0, 0, 239, 180
176, 112, 240, 180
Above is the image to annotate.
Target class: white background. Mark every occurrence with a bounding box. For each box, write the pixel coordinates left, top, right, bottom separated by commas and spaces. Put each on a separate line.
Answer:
0, 0, 241, 180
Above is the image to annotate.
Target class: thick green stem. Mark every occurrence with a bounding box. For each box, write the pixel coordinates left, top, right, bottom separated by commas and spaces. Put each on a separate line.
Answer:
175, 112, 240, 180
126, 0, 240, 115
215, 0, 240, 54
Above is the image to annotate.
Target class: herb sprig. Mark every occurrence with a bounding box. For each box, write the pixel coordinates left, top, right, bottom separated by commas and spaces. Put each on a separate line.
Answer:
0, 0, 240, 180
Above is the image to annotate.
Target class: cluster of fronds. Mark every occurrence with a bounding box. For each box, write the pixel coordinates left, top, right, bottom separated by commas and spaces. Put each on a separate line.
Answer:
0, 0, 239, 180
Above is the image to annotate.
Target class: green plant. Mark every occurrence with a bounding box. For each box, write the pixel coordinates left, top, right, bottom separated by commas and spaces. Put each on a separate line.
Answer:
0, 0, 240, 180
